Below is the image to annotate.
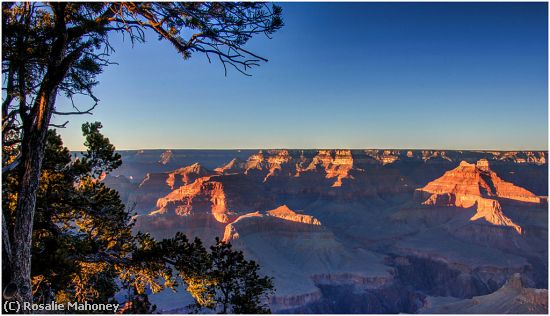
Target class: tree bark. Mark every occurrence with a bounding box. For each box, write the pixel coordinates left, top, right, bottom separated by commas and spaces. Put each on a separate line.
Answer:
11, 90, 57, 306
8, 3, 68, 307
2, 212, 13, 283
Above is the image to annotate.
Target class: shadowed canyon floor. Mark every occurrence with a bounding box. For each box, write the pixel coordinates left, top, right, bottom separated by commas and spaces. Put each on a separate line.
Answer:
103, 149, 548, 313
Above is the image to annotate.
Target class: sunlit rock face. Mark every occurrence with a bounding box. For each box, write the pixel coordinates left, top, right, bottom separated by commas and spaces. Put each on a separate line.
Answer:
267, 205, 321, 225
418, 192, 522, 233
305, 150, 354, 187
488, 151, 546, 165
264, 150, 292, 182
222, 207, 327, 244
421, 150, 453, 163
165, 163, 212, 189
415, 159, 543, 233
136, 175, 243, 242
244, 151, 266, 174
128, 163, 214, 214
220, 205, 393, 313
108, 149, 548, 313
214, 157, 246, 174
362, 149, 401, 165
158, 149, 173, 165
419, 160, 540, 203
154, 176, 232, 223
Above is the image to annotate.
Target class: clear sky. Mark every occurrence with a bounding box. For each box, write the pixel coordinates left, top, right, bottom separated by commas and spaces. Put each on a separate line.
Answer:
56, 2, 548, 151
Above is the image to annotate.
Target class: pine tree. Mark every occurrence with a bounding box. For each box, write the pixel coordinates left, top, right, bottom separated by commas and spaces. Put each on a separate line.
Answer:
2, 123, 171, 308
2, 3, 283, 303
169, 237, 275, 314
3, 121, 275, 313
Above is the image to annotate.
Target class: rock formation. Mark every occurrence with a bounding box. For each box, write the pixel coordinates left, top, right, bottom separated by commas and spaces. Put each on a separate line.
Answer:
220, 205, 392, 313
158, 149, 173, 165
306, 150, 354, 187
130, 163, 214, 214
267, 205, 321, 225
263, 150, 292, 182
244, 151, 266, 174
415, 159, 542, 233
153, 176, 233, 223
108, 149, 548, 313
488, 151, 546, 165
214, 157, 246, 174
222, 208, 326, 243
363, 149, 401, 165
165, 163, 212, 189
420, 273, 548, 314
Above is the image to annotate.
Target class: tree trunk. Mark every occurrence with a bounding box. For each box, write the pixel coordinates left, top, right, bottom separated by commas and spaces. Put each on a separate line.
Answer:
2, 213, 13, 283
7, 4, 68, 307
10, 90, 57, 306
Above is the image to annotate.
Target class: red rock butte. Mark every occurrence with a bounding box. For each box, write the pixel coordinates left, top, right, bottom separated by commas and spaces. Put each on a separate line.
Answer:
415, 159, 543, 234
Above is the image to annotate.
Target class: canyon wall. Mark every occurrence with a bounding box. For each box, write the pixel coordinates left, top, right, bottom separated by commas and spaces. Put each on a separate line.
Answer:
102, 149, 548, 313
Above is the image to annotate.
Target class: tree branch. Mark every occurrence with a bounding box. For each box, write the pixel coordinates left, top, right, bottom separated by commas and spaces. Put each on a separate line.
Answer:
49, 121, 69, 128
2, 154, 21, 173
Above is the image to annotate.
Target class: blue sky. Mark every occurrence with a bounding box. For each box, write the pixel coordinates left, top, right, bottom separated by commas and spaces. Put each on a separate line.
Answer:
56, 2, 548, 150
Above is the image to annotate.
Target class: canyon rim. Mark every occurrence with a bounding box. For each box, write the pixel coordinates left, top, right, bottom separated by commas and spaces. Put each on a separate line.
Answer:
104, 149, 548, 313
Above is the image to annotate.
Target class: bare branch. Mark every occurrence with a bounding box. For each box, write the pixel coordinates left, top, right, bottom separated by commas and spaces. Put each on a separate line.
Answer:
49, 121, 69, 128
2, 154, 21, 173
53, 102, 96, 116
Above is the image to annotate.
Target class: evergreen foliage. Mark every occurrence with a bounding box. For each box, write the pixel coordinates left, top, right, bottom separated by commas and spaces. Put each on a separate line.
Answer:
2, 3, 283, 304
2, 122, 275, 313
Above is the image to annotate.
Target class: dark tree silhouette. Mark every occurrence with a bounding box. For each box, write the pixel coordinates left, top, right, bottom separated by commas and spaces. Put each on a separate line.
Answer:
206, 238, 274, 314
2, 2, 282, 304
3, 123, 275, 313
159, 235, 275, 313
3, 123, 138, 305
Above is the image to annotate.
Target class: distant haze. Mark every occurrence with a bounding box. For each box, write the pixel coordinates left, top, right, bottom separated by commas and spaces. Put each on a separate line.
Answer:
55, 2, 548, 151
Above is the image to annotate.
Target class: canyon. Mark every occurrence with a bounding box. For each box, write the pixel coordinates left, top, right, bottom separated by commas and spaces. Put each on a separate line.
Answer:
103, 149, 548, 313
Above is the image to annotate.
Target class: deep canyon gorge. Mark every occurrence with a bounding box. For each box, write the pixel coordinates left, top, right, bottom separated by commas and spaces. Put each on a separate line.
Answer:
102, 149, 548, 313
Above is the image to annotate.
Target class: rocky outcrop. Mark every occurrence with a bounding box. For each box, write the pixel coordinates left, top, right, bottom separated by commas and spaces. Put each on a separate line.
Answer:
244, 151, 266, 174
306, 150, 354, 187
363, 149, 401, 165
133, 163, 214, 213
420, 273, 548, 314
419, 192, 522, 234
469, 198, 521, 233
489, 151, 546, 165
165, 163, 212, 189
222, 205, 312, 233
267, 205, 321, 225
218, 204, 394, 313
419, 160, 540, 203
158, 149, 173, 165
415, 160, 543, 233
111, 149, 547, 313
421, 150, 453, 162
222, 208, 326, 243
263, 150, 292, 182
153, 176, 233, 223
214, 158, 246, 174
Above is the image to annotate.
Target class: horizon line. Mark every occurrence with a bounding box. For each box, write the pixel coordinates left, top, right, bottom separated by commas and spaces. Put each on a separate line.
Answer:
70, 148, 549, 152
